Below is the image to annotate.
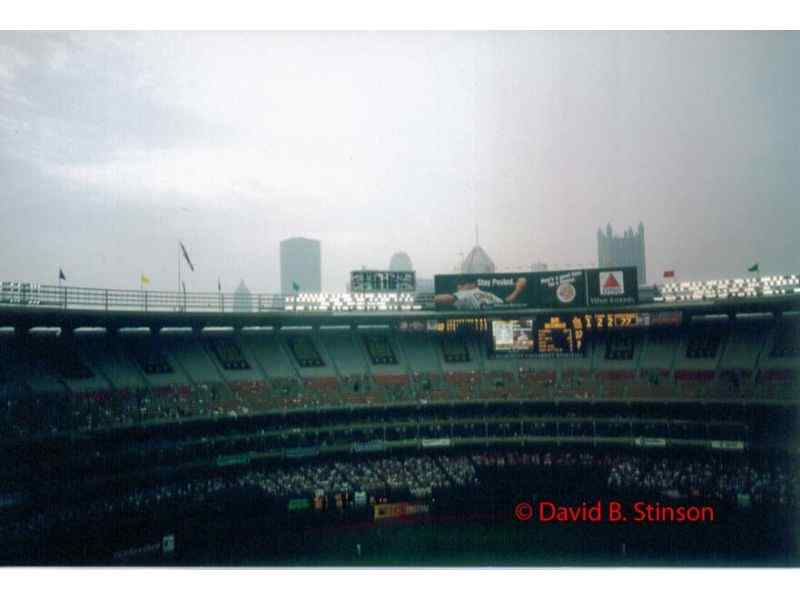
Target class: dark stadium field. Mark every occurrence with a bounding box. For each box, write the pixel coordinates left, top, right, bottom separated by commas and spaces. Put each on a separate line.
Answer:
168, 509, 798, 568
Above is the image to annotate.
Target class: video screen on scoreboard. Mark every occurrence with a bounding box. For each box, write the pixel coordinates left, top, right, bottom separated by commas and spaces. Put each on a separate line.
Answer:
491, 316, 585, 355
491, 319, 534, 353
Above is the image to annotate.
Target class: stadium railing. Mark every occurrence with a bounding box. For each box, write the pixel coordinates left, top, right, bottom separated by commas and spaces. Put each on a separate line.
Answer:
0, 282, 430, 313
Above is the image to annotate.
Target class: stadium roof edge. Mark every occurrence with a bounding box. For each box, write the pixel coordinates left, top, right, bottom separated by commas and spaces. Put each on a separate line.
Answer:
1, 295, 799, 331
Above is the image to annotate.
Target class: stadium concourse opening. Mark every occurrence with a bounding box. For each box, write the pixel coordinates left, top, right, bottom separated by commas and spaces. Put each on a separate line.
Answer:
0, 276, 798, 566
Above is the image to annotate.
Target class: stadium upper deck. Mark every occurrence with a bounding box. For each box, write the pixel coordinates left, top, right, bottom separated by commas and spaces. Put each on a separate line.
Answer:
1, 273, 797, 446
1, 277, 798, 565
1, 273, 800, 331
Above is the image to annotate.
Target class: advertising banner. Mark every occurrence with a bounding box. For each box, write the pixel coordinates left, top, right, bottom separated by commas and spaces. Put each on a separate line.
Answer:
649, 311, 683, 327
710, 440, 745, 451
585, 267, 639, 307
421, 438, 451, 448
288, 498, 312, 511
373, 502, 430, 521
635, 437, 667, 448
434, 267, 638, 311
535, 270, 587, 309
353, 440, 386, 454
285, 446, 320, 459
216, 453, 252, 467
433, 272, 533, 311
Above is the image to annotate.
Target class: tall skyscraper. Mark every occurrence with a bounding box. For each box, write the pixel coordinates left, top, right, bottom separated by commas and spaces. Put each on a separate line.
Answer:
280, 237, 321, 295
233, 279, 253, 312
597, 223, 646, 285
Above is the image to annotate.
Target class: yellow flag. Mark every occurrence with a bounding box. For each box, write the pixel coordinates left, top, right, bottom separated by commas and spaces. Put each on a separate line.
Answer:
141, 274, 151, 285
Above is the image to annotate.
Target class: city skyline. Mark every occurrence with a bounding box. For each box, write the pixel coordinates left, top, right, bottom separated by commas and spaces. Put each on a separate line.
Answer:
1, 32, 798, 293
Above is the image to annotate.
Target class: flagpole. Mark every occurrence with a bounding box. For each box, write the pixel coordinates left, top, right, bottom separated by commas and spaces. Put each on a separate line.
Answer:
178, 243, 182, 310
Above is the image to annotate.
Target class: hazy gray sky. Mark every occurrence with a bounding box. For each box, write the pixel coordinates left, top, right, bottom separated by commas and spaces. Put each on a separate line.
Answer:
1, 31, 798, 292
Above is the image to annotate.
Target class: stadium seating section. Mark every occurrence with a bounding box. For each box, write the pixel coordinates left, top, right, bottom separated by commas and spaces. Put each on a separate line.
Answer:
364, 335, 398, 365
686, 329, 722, 359
441, 337, 470, 363
287, 336, 325, 368
209, 339, 250, 370
604, 332, 635, 360
130, 343, 174, 374
771, 321, 800, 358
0, 324, 797, 446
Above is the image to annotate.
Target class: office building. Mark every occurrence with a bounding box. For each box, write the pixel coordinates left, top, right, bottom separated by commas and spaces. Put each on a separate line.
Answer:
280, 237, 321, 295
597, 223, 646, 285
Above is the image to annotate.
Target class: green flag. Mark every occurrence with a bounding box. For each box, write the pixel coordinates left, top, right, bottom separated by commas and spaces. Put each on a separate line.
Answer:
747, 263, 759, 273
292, 281, 300, 292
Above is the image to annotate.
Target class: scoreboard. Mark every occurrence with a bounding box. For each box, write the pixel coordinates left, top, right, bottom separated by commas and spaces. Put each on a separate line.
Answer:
350, 270, 416, 292
488, 310, 683, 356
538, 316, 583, 354
569, 310, 682, 330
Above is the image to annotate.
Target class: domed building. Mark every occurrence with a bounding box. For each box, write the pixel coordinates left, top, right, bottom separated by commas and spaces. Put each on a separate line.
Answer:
460, 245, 496, 274
389, 251, 413, 272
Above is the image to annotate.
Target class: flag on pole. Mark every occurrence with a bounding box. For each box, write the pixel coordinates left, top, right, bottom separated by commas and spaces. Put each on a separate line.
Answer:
181, 281, 186, 294
292, 281, 300, 292
663, 270, 675, 279
747, 263, 759, 273
218, 277, 222, 293
179, 241, 195, 271
141, 274, 151, 286
58, 268, 66, 282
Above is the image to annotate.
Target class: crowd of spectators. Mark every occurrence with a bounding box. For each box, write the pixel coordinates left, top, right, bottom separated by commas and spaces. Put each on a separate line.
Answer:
473, 449, 798, 506
607, 454, 797, 505
2, 361, 797, 440
2, 450, 796, 545
0, 454, 478, 542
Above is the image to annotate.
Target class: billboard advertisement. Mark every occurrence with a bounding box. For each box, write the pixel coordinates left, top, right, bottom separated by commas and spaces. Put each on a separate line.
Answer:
585, 267, 639, 307
373, 502, 430, 521
288, 498, 312, 511
353, 440, 386, 454
434, 267, 638, 311
535, 270, 587, 309
433, 272, 533, 311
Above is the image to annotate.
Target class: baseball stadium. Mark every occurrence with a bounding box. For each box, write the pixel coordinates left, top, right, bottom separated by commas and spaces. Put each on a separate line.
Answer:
0, 269, 798, 566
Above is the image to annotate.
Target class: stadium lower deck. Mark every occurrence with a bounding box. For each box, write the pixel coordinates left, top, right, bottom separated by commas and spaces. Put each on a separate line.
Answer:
0, 301, 798, 565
